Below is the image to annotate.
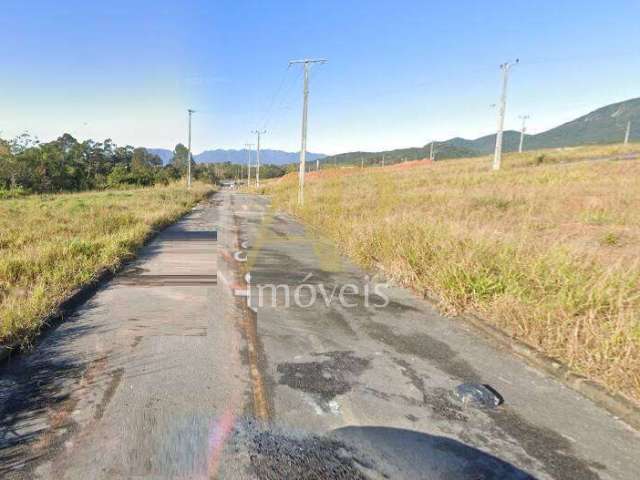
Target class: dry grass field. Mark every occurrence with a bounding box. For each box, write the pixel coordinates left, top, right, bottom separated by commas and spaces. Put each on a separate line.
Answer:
260, 144, 640, 402
0, 183, 213, 347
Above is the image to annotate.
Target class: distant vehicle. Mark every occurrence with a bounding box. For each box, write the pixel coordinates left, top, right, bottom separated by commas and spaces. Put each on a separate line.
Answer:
220, 180, 236, 189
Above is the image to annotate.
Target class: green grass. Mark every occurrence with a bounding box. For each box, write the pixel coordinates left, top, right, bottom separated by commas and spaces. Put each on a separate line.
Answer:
0, 183, 214, 346
260, 143, 640, 402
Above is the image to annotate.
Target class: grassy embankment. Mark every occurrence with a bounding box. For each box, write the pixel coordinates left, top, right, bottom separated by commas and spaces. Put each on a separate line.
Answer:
0, 182, 214, 347
260, 143, 640, 401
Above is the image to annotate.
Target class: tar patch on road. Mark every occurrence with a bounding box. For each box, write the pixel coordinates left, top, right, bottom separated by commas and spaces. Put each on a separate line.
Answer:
276, 351, 370, 404
246, 429, 373, 480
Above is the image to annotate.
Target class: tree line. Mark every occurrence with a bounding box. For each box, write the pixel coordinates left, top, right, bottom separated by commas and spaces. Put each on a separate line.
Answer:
0, 133, 287, 195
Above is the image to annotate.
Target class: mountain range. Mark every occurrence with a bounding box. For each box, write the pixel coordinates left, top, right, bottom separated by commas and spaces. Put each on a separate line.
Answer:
149, 97, 640, 167
148, 148, 325, 166
319, 97, 640, 165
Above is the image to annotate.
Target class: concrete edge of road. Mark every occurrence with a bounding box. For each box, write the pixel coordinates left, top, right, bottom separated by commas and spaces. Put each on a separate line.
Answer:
451, 303, 640, 432
0, 192, 217, 366
0, 268, 116, 365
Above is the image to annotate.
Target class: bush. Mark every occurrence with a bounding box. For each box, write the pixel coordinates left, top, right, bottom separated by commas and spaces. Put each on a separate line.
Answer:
106, 165, 155, 188
0, 187, 30, 199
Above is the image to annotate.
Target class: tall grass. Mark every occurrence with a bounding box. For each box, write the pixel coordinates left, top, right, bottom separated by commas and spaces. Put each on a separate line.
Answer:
261, 144, 640, 401
0, 183, 213, 346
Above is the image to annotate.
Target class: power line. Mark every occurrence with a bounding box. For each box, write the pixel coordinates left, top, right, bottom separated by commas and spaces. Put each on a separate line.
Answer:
521, 50, 640, 66
259, 67, 292, 131
262, 67, 304, 135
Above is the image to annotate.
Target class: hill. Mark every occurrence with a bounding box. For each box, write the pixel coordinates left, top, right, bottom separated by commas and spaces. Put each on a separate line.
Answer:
529, 97, 640, 148
448, 97, 640, 154
320, 144, 478, 167
321, 97, 640, 165
445, 131, 522, 154
148, 148, 325, 166
148, 148, 174, 164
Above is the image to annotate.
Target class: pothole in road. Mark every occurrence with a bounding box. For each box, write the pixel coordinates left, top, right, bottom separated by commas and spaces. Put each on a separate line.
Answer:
276, 351, 370, 406
453, 383, 504, 410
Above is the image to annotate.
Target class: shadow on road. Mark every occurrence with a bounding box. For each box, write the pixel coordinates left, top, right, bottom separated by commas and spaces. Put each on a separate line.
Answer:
330, 425, 537, 479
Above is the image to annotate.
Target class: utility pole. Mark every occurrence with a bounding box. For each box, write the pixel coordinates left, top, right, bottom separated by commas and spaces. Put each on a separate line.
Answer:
187, 109, 195, 188
493, 60, 518, 171
251, 130, 266, 187
625, 120, 631, 144
518, 115, 530, 153
361, 157, 364, 169
244, 143, 254, 186
289, 58, 327, 205
429, 142, 435, 161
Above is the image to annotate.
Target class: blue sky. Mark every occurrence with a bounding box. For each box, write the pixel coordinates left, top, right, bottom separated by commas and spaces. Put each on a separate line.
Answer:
1, 1, 639, 155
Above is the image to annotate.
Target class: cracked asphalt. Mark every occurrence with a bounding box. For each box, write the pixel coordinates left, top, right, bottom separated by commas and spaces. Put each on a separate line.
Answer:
1, 190, 639, 479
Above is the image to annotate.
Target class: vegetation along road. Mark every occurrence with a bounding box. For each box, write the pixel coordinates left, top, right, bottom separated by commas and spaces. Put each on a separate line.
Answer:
1, 182, 639, 479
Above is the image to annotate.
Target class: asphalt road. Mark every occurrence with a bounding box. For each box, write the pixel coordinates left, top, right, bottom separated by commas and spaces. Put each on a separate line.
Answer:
1, 190, 639, 479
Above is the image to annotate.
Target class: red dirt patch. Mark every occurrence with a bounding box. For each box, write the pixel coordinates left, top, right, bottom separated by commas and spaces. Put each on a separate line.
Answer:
278, 159, 433, 183
386, 158, 434, 170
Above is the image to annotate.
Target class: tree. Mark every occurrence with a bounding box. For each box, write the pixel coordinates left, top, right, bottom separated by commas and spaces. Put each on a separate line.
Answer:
0, 133, 285, 193
170, 143, 194, 175
131, 147, 162, 170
